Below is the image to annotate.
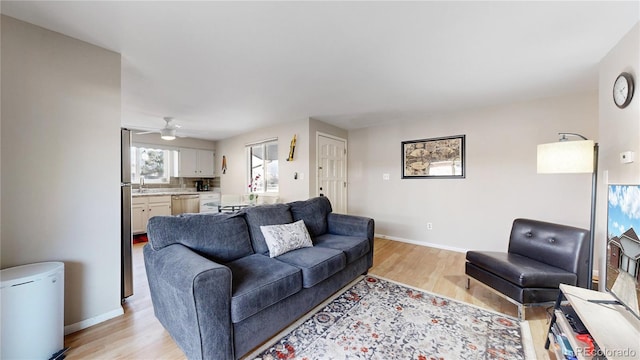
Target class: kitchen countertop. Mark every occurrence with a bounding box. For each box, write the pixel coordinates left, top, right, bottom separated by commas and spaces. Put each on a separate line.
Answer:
131, 188, 220, 197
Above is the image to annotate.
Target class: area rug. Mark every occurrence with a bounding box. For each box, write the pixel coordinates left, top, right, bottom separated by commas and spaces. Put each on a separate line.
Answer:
245, 275, 534, 360
133, 234, 148, 244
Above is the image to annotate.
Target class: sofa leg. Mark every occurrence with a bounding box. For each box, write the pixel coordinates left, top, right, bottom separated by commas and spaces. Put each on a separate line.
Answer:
518, 305, 525, 320
465, 277, 470, 290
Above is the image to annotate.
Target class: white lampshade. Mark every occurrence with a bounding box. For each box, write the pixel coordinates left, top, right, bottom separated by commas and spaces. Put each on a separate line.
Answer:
537, 140, 595, 173
161, 128, 176, 140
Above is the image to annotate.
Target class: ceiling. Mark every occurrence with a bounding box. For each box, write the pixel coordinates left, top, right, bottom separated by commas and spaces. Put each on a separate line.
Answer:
2, 1, 639, 141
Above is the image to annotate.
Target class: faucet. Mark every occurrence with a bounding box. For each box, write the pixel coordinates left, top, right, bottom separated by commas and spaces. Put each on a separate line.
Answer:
139, 176, 145, 193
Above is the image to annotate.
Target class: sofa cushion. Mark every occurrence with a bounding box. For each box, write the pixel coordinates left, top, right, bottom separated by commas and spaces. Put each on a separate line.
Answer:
466, 251, 577, 288
243, 204, 293, 255
226, 254, 302, 323
314, 234, 370, 264
289, 196, 333, 237
275, 247, 346, 288
147, 213, 253, 263
261, 220, 313, 257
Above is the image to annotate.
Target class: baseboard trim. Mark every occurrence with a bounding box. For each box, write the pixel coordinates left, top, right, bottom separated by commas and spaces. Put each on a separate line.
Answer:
374, 233, 467, 253
64, 307, 124, 335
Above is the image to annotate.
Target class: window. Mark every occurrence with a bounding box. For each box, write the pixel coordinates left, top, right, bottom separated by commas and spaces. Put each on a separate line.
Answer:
131, 146, 177, 184
247, 139, 278, 193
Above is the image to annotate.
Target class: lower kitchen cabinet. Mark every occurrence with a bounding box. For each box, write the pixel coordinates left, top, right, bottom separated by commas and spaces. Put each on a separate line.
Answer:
132, 195, 171, 234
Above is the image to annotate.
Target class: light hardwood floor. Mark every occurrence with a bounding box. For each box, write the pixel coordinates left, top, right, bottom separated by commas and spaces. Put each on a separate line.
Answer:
63, 238, 553, 359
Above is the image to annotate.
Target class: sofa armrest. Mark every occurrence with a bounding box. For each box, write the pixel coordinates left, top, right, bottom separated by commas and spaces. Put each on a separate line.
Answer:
327, 213, 375, 268
327, 213, 374, 239
143, 243, 234, 360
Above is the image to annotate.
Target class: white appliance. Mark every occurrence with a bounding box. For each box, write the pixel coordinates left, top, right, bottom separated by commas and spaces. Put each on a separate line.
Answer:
1, 262, 65, 360
200, 193, 221, 213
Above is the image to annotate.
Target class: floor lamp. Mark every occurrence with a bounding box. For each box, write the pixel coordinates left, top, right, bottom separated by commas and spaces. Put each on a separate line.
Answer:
537, 133, 598, 290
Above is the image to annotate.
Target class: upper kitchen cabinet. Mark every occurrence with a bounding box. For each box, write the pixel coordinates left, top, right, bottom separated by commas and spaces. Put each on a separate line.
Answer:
179, 148, 215, 177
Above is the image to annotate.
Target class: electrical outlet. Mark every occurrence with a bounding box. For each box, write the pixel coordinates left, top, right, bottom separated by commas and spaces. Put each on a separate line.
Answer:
427, 222, 433, 230
382, 173, 390, 180
620, 151, 635, 164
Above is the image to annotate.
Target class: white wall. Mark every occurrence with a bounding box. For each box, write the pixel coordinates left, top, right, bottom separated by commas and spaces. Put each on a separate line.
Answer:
216, 119, 311, 203
597, 22, 640, 286
132, 131, 215, 150
1, 16, 123, 330
217, 118, 349, 203
348, 92, 598, 253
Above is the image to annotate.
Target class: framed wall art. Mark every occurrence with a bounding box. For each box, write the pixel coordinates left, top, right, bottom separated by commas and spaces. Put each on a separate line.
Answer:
402, 135, 465, 179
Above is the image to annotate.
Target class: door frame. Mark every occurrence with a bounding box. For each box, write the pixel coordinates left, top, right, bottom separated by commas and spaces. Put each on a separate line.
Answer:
316, 132, 348, 213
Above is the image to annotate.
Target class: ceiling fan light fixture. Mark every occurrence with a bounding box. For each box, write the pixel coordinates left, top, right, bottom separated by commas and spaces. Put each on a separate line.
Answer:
161, 128, 176, 140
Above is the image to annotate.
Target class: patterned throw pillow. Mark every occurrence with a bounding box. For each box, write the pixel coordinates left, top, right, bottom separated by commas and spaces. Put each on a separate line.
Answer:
260, 220, 313, 258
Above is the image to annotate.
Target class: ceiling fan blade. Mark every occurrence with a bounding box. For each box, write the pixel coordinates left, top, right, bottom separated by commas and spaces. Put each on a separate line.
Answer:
134, 117, 185, 139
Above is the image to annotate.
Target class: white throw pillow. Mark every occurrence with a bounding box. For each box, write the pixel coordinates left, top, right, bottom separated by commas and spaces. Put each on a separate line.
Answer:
260, 220, 313, 258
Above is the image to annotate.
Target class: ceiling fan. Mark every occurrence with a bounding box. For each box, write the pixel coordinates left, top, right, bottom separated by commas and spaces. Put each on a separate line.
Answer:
136, 117, 181, 140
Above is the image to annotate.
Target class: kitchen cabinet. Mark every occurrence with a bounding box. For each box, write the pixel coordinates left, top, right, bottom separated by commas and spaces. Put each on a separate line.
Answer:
132, 195, 171, 234
178, 148, 215, 177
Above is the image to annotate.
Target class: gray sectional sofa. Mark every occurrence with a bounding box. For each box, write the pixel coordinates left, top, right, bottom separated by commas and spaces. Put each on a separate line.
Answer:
143, 196, 375, 360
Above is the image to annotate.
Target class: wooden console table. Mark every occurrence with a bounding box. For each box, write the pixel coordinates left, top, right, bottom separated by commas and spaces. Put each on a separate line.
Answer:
546, 284, 640, 360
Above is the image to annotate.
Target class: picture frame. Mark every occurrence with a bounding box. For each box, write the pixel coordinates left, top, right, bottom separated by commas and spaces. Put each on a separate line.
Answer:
402, 135, 465, 179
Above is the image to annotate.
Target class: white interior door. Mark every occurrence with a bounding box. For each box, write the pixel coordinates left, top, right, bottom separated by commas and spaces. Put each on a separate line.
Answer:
318, 134, 347, 214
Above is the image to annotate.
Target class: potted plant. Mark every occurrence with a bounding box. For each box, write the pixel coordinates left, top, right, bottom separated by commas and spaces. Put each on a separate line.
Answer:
248, 174, 261, 204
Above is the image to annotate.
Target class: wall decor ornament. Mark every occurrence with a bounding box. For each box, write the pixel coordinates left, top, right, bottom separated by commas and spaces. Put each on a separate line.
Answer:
287, 134, 297, 161
402, 135, 465, 179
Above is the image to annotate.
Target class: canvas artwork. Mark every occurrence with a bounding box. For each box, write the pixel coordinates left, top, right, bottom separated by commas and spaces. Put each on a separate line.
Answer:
402, 135, 465, 179
606, 184, 640, 319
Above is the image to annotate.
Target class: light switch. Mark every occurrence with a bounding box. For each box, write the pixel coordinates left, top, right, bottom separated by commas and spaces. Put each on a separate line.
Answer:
382, 173, 390, 180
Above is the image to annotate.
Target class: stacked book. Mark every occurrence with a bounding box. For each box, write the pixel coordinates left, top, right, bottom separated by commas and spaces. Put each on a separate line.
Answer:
547, 306, 605, 360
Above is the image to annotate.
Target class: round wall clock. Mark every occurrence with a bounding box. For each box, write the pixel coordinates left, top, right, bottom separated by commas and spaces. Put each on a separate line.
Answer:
613, 72, 634, 109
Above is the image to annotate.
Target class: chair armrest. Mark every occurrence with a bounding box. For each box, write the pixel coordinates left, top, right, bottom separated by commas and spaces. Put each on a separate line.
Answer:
143, 243, 234, 360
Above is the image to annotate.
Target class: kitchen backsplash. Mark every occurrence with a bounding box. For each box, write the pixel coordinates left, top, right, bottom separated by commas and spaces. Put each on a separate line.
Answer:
133, 177, 220, 190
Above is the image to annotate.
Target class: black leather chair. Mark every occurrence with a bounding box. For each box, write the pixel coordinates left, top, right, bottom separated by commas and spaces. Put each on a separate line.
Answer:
465, 218, 590, 319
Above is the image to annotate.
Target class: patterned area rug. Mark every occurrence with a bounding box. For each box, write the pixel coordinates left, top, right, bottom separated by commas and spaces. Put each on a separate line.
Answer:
246, 276, 534, 360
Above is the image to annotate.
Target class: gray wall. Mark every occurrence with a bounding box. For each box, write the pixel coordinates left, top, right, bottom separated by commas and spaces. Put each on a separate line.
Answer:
348, 16, 638, 280
597, 22, 640, 283
1, 16, 123, 331
348, 92, 598, 253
